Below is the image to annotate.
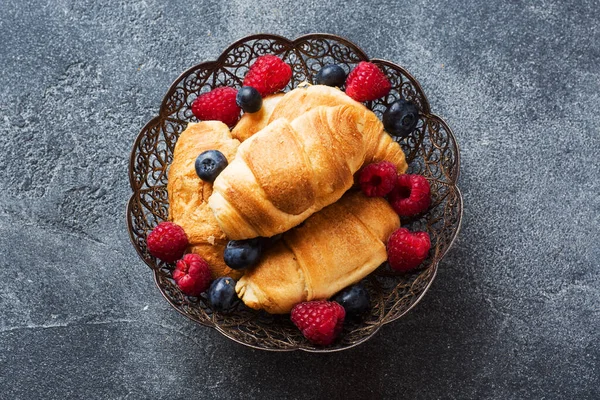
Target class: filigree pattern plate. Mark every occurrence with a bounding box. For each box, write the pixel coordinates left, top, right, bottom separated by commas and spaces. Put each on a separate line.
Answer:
127, 34, 462, 352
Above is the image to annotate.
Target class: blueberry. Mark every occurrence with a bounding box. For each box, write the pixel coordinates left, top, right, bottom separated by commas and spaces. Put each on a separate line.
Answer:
208, 277, 239, 313
194, 150, 228, 182
315, 64, 346, 87
223, 238, 263, 270
333, 284, 370, 319
236, 86, 263, 113
382, 99, 420, 139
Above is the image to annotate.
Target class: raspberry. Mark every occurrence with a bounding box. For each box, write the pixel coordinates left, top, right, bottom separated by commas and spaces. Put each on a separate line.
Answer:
388, 174, 431, 216
191, 87, 240, 127
345, 61, 391, 102
358, 161, 397, 197
243, 55, 292, 97
173, 254, 212, 296
386, 228, 431, 272
290, 300, 345, 346
146, 222, 189, 263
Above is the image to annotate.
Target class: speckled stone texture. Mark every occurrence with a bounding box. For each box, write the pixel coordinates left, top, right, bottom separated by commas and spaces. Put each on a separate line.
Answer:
0, 0, 598, 399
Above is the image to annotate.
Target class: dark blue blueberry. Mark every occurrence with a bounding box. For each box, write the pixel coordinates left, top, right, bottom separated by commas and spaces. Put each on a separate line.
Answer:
332, 284, 370, 319
208, 277, 239, 313
194, 150, 228, 182
315, 64, 346, 87
223, 238, 263, 270
382, 99, 420, 139
236, 86, 263, 113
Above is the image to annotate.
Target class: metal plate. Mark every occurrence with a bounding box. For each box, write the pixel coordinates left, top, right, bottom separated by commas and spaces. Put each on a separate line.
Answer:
127, 33, 462, 352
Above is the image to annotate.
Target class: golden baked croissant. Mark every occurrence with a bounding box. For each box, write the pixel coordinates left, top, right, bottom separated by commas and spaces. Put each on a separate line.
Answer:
167, 121, 242, 279
231, 93, 284, 142
208, 104, 407, 239
235, 191, 400, 314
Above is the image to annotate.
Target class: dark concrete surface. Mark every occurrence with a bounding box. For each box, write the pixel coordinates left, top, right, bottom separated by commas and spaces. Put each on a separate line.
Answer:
0, 0, 598, 399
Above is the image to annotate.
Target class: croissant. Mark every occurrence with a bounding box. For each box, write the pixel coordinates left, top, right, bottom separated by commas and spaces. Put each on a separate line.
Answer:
235, 191, 400, 314
231, 93, 284, 142
167, 121, 242, 278
208, 104, 407, 239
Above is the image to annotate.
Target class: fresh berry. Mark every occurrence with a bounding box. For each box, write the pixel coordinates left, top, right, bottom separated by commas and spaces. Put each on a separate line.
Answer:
386, 228, 431, 272
146, 222, 189, 263
358, 161, 397, 197
315, 64, 346, 87
332, 284, 370, 320
195, 150, 228, 183
243, 55, 292, 97
236, 86, 263, 113
383, 99, 420, 138
290, 301, 346, 346
345, 61, 391, 102
223, 238, 263, 270
191, 87, 240, 126
208, 277, 239, 313
388, 174, 431, 216
173, 254, 212, 296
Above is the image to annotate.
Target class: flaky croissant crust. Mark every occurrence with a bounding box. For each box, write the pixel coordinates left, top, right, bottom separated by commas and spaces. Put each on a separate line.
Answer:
167, 121, 243, 279
209, 100, 407, 240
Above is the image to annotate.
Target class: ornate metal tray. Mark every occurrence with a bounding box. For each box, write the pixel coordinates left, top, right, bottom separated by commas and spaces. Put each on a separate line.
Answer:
127, 33, 462, 352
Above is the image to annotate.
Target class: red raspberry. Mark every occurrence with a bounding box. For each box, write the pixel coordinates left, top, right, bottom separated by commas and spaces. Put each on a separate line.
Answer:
191, 87, 240, 127
146, 222, 189, 263
173, 254, 212, 296
358, 161, 397, 197
290, 300, 345, 346
243, 55, 292, 97
345, 61, 391, 102
388, 174, 431, 216
386, 228, 431, 272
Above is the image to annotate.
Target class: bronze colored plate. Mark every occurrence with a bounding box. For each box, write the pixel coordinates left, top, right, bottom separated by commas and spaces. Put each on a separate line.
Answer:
127, 33, 463, 352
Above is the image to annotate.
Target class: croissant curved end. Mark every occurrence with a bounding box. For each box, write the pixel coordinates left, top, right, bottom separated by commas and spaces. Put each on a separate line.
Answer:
207, 191, 260, 240
235, 278, 262, 311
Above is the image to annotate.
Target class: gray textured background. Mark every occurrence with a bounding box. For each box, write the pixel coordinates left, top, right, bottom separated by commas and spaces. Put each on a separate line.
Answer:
1, 0, 598, 399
